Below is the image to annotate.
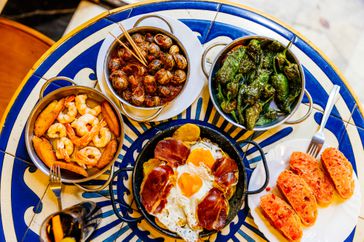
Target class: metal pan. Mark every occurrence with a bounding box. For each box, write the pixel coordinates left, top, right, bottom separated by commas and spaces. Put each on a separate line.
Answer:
104, 15, 191, 122
201, 36, 313, 131
25, 76, 124, 192
109, 122, 269, 239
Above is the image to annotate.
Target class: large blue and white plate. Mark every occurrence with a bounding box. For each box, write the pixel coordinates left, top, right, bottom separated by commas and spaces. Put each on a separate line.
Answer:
0, 1, 363, 241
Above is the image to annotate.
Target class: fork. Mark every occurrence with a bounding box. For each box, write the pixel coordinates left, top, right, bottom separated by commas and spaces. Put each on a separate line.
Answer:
49, 164, 63, 211
307, 85, 341, 158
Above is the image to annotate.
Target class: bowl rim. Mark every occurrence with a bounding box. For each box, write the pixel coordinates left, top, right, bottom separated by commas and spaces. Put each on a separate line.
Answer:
103, 25, 191, 110
207, 35, 306, 131
25, 85, 124, 183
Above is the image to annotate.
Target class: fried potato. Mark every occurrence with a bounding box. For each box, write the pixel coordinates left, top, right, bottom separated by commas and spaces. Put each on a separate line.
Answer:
260, 193, 302, 241
143, 158, 162, 176
34, 98, 65, 137
101, 101, 120, 137
96, 139, 117, 169
172, 124, 200, 142
32, 136, 57, 168
53, 161, 88, 177
321, 147, 354, 199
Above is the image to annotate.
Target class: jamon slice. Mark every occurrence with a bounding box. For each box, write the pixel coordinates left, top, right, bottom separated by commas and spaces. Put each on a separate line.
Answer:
140, 164, 174, 214
197, 188, 228, 231
154, 138, 190, 167
211, 157, 238, 199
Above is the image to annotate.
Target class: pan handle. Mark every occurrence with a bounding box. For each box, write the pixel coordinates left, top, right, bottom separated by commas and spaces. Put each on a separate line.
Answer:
242, 140, 270, 195
285, 89, 313, 124
39, 76, 76, 99
201, 42, 228, 78
133, 14, 173, 33
74, 164, 115, 192
120, 102, 164, 122
109, 167, 143, 223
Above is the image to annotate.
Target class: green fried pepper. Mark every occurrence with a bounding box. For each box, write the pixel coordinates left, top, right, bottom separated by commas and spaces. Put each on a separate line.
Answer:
245, 102, 263, 130
247, 39, 262, 64
216, 46, 246, 84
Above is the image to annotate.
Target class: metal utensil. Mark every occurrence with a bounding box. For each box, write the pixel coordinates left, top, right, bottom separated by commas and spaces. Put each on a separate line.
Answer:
49, 164, 62, 211
307, 85, 341, 157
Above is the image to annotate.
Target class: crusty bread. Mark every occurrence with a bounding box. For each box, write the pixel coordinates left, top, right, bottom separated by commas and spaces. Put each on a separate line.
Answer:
321, 147, 355, 199
277, 170, 317, 226
260, 193, 302, 241
290, 152, 334, 206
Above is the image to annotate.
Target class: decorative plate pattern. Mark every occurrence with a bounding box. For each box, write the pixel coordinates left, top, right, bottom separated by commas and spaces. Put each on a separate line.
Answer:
0, 1, 363, 241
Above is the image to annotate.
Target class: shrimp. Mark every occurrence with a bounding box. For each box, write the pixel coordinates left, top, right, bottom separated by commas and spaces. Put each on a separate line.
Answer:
55, 137, 74, 161
66, 120, 106, 147
57, 96, 77, 123
75, 94, 101, 116
74, 146, 101, 167
92, 127, 112, 148
47, 123, 67, 138
71, 113, 99, 137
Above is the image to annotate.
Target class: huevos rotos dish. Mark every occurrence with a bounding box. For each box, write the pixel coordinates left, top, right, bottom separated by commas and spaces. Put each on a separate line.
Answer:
109, 123, 269, 242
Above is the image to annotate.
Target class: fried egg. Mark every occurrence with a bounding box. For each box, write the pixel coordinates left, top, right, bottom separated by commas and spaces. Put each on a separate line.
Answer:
186, 139, 223, 169
152, 140, 224, 241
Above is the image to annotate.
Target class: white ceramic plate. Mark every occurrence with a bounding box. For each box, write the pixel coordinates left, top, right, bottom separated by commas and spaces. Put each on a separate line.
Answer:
248, 139, 361, 242
96, 14, 205, 121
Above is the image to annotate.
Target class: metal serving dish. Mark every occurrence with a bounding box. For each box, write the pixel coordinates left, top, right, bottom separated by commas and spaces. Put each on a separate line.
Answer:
104, 15, 191, 122
109, 121, 269, 239
201, 36, 313, 131
25, 76, 124, 191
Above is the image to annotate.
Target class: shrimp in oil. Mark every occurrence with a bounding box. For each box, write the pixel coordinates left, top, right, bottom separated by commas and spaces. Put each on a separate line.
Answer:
92, 127, 112, 148
57, 95, 77, 123
55, 137, 74, 161
74, 146, 101, 167
66, 120, 106, 147
75, 94, 101, 116
71, 113, 99, 137
47, 123, 66, 138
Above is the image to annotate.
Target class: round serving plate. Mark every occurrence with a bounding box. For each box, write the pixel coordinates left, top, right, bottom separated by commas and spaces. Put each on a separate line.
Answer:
96, 14, 205, 122
0, 1, 363, 241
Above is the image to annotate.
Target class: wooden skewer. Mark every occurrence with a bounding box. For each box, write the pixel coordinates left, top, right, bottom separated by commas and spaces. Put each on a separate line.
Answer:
117, 22, 148, 64
109, 32, 147, 67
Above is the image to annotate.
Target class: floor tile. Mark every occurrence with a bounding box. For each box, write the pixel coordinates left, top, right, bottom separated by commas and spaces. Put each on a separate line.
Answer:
0, 153, 44, 241
339, 123, 364, 218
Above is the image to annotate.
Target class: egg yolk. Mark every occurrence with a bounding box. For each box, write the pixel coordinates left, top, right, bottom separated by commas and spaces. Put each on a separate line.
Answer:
186, 148, 215, 168
178, 173, 202, 197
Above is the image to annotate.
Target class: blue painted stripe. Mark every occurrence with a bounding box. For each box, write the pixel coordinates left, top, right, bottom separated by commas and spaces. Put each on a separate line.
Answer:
123, 117, 142, 136
246, 127, 293, 155
128, 1, 219, 18
103, 225, 130, 242
242, 220, 265, 238
203, 99, 214, 121
186, 105, 191, 119
237, 229, 254, 242
195, 97, 203, 120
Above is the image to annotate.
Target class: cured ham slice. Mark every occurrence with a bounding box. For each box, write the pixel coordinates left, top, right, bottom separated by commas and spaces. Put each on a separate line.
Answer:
211, 157, 238, 198
140, 164, 174, 214
154, 138, 190, 167
197, 188, 228, 230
